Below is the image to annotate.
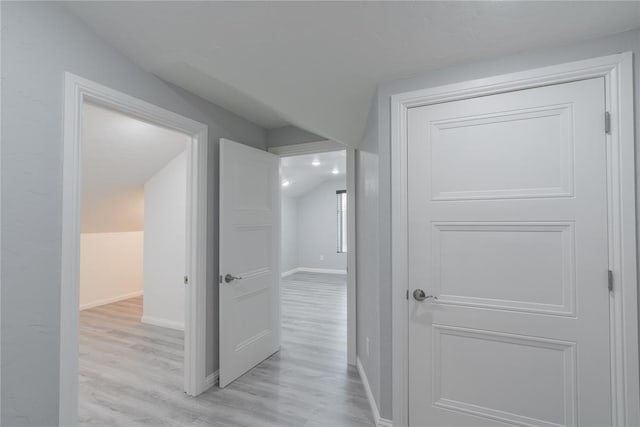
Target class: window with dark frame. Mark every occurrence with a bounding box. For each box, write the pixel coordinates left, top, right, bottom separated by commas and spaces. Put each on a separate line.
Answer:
337, 190, 347, 253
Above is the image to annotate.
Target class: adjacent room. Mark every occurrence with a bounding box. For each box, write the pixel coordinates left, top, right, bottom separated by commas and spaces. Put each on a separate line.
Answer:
78, 102, 190, 422
279, 150, 349, 364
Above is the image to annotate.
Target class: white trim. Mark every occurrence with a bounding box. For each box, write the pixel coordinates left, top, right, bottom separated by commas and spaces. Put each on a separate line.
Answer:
391, 53, 639, 427
296, 267, 347, 275
141, 316, 185, 331
357, 357, 380, 424
60, 73, 210, 426
357, 357, 393, 427
281, 268, 300, 278
269, 141, 357, 366
79, 290, 143, 311
346, 147, 357, 367
281, 267, 349, 276
204, 370, 220, 389
268, 139, 345, 156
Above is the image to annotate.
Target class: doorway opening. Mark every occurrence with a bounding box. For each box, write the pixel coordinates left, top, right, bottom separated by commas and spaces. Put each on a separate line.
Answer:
214, 138, 368, 423
77, 101, 190, 422
270, 141, 357, 366
60, 74, 209, 425
279, 149, 349, 364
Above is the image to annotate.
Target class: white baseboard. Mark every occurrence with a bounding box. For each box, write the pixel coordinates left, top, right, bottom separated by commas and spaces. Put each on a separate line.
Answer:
281, 268, 299, 277
80, 290, 143, 311
204, 370, 219, 390
281, 267, 348, 277
141, 315, 184, 331
357, 357, 392, 427
296, 267, 347, 275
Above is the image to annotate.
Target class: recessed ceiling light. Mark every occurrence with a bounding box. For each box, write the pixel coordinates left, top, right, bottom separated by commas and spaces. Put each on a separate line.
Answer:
312, 159, 321, 166
331, 168, 339, 175
282, 180, 290, 187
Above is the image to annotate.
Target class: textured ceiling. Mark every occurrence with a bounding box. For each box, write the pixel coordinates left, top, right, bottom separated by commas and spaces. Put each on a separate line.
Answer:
66, 1, 640, 146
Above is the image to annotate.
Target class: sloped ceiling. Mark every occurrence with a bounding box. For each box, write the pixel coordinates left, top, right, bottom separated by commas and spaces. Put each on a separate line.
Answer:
82, 102, 189, 233
66, 1, 640, 147
280, 150, 346, 198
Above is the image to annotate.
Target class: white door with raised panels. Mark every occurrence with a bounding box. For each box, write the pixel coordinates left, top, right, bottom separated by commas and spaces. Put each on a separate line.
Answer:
219, 138, 280, 387
408, 78, 611, 426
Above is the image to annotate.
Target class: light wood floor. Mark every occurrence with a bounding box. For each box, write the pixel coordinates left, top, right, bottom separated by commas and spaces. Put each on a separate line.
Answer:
79, 272, 373, 426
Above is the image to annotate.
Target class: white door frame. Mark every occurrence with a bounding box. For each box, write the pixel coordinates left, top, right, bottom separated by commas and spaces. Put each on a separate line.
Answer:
60, 73, 209, 426
269, 140, 357, 366
391, 53, 638, 426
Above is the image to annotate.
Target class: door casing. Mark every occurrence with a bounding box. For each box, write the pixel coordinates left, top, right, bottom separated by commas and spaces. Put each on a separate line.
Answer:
391, 52, 638, 426
60, 73, 209, 426
269, 140, 357, 366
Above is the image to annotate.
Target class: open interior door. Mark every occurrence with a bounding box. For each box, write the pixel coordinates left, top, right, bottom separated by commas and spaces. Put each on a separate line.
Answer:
219, 138, 280, 387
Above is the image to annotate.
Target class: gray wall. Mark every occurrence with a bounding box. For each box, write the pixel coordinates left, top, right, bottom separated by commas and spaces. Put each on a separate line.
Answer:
267, 125, 326, 147
357, 28, 640, 420
281, 178, 348, 273
281, 195, 299, 273
356, 97, 382, 410
1, 3, 266, 424
297, 178, 347, 271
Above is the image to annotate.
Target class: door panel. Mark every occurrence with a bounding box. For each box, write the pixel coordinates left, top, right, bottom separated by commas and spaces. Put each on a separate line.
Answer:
433, 222, 574, 315
430, 105, 573, 201
408, 78, 610, 426
433, 326, 576, 427
219, 138, 280, 388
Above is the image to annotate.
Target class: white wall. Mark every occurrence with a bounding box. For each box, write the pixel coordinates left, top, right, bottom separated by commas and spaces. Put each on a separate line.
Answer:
281, 195, 298, 273
79, 231, 144, 310
142, 151, 187, 330
281, 177, 347, 273
2, 5, 266, 421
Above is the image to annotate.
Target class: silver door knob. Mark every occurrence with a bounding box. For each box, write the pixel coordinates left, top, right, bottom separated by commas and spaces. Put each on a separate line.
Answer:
224, 274, 243, 283
413, 289, 437, 301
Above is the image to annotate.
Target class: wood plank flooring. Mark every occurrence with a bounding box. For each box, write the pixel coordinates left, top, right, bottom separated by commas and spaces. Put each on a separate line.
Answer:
79, 272, 373, 426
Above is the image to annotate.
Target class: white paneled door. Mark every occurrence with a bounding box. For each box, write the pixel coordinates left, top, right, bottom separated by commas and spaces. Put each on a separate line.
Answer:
219, 138, 280, 387
408, 78, 611, 426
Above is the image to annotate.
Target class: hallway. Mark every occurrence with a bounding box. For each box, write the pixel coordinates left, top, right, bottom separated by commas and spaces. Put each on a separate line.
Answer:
78, 272, 372, 426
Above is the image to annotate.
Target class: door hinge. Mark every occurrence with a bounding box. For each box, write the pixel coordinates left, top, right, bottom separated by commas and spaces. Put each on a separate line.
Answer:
184, 276, 189, 285
605, 111, 611, 134
608, 269, 614, 292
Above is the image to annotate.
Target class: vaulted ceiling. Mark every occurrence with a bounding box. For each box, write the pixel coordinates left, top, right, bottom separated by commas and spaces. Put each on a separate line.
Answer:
82, 102, 189, 233
280, 150, 346, 198
66, 2, 640, 147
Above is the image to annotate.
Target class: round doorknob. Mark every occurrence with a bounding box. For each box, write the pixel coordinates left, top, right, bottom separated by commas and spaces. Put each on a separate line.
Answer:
413, 289, 438, 301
